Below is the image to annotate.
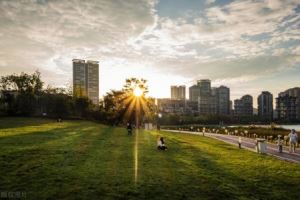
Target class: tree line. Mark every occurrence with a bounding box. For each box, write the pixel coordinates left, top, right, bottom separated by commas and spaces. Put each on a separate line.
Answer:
0, 71, 156, 125
1, 71, 287, 126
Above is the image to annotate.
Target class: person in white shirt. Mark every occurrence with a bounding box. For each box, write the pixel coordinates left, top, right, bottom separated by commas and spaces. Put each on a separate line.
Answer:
238, 137, 242, 149
288, 129, 298, 153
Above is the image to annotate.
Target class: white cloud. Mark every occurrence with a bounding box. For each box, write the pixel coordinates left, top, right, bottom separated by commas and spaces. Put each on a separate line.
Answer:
0, 0, 299, 98
0, 0, 158, 91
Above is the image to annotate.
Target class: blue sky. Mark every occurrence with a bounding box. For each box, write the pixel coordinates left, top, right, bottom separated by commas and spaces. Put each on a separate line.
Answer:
0, 0, 299, 107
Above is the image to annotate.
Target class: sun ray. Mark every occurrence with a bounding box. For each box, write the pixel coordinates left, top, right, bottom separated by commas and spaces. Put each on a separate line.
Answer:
123, 97, 136, 122
134, 128, 139, 184
140, 97, 150, 117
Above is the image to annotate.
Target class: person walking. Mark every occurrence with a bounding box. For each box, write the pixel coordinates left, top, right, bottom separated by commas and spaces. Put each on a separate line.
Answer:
127, 123, 132, 135
288, 129, 298, 153
238, 136, 242, 149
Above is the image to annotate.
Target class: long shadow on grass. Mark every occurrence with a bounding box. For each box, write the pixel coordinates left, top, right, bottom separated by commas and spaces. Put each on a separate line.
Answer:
0, 117, 54, 129
0, 125, 117, 199
138, 131, 298, 200
0, 123, 90, 147
0, 123, 103, 178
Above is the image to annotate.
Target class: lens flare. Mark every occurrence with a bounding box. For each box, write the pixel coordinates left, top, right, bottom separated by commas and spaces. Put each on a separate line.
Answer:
134, 129, 139, 185
133, 87, 143, 97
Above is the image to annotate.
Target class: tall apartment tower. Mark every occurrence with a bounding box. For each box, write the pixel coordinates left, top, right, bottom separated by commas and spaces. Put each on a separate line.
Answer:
197, 79, 211, 95
276, 87, 300, 121
216, 86, 230, 115
234, 95, 253, 116
73, 59, 87, 96
258, 91, 273, 121
171, 85, 186, 100
189, 79, 211, 102
189, 85, 200, 102
73, 59, 99, 105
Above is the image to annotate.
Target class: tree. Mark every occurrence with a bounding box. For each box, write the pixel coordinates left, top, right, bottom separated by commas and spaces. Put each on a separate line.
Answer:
123, 78, 148, 95
102, 78, 156, 126
0, 71, 43, 94
0, 71, 44, 116
74, 97, 91, 118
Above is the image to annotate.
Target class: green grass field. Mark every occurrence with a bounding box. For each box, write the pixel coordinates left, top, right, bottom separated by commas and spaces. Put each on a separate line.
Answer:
0, 118, 300, 200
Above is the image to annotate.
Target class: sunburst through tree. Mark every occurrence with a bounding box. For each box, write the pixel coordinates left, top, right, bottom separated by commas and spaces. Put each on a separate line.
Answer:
122, 78, 151, 128
102, 78, 156, 127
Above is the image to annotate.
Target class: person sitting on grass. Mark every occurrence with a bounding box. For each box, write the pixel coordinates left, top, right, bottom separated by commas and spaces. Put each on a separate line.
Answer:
288, 129, 298, 153
157, 136, 167, 150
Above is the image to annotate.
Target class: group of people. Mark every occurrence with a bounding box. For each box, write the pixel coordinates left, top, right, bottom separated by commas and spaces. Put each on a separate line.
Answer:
127, 122, 298, 153
277, 129, 298, 153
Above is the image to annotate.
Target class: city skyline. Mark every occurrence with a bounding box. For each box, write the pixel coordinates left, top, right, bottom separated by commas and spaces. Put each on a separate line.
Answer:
0, 0, 300, 107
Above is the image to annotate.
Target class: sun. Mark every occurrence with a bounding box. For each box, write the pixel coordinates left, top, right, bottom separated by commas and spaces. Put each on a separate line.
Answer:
133, 87, 143, 97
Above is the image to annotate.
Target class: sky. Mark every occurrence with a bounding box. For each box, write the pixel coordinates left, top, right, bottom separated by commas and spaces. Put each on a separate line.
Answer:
0, 0, 299, 107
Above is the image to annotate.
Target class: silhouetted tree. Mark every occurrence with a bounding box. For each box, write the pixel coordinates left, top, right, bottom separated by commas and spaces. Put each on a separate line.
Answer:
0, 71, 43, 94
102, 78, 155, 125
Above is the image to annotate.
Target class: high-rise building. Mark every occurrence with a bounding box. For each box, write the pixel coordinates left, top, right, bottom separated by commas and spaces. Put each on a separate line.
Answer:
86, 61, 99, 105
258, 91, 273, 121
234, 95, 253, 116
276, 87, 300, 121
215, 86, 230, 115
197, 80, 215, 115
197, 79, 211, 95
189, 85, 200, 102
198, 94, 217, 115
171, 85, 186, 100
73, 59, 99, 105
73, 59, 87, 96
189, 79, 211, 102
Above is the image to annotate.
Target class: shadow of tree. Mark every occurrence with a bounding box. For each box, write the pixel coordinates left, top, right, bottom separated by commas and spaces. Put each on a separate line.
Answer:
0, 117, 54, 129
137, 131, 300, 200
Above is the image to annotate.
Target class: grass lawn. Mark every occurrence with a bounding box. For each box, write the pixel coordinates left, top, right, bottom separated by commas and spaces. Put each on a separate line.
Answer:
0, 117, 300, 200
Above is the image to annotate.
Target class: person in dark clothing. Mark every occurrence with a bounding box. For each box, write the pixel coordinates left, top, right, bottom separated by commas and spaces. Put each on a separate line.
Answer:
127, 123, 132, 135
157, 137, 167, 150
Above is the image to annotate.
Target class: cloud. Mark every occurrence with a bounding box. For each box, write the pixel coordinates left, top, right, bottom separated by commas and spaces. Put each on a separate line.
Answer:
0, 0, 299, 99
128, 0, 300, 81
0, 0, 157, 83
205, 0, 216, 5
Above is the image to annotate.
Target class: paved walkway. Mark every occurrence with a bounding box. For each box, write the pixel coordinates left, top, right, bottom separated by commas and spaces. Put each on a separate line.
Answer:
163, 129, 300, 164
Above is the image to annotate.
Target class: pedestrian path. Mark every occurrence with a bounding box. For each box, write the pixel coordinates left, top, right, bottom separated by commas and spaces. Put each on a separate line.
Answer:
163, 129, 300, 164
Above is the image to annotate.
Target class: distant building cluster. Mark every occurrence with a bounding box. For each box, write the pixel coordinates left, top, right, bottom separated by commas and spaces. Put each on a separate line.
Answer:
73, 59, 99, 104
157, 79, 300, 121
157, 79, 231, 116
70, 60, 300, 122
